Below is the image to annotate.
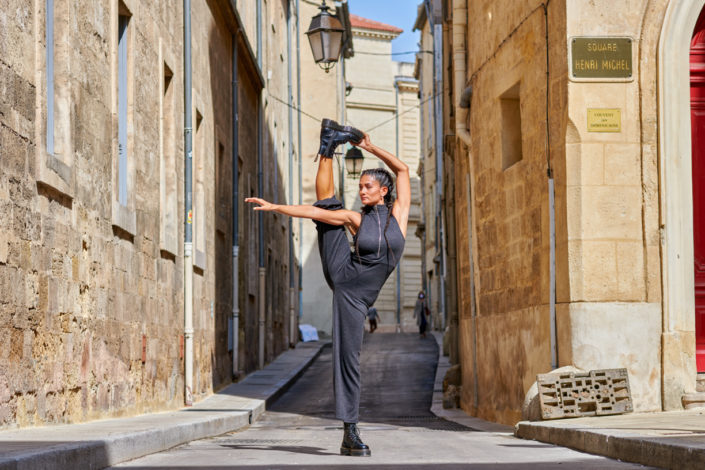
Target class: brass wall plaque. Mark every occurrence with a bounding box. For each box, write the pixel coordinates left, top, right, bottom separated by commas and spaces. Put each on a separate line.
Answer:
571, 37, 632, 80
587, 108, 621, 132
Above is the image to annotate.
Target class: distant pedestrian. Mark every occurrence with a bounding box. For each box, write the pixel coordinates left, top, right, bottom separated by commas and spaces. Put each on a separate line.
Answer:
413, 291, 429, 338
367, 306, 379, 333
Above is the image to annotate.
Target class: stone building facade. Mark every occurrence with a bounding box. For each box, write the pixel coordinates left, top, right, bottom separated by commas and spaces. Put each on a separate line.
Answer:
416, 0, 705, 425
299, 11, 424, 335
0, 0, 301, 429
414, 4, 444, 338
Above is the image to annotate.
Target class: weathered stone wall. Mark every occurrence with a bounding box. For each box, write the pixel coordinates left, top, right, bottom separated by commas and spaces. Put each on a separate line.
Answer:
236, 48, 262, 374
455, 0, 568, 424
0, 0, 192, 427
450, 0, 685, 424
261, 0, 297, 363
0, 0, 297, 429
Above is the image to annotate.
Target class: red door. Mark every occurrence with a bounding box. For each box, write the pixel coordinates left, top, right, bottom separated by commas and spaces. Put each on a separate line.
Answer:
691, 9, 705, 372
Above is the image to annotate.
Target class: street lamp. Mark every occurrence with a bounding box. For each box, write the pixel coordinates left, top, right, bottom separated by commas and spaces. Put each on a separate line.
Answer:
305, 0, 345, 73
344, 147, 364, 179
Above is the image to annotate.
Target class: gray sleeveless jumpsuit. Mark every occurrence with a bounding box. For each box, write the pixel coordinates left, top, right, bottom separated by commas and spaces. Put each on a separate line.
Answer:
313, 197, 405, 423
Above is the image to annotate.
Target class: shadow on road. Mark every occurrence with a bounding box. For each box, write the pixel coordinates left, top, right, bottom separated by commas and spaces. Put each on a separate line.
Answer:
220, 443, 337, 456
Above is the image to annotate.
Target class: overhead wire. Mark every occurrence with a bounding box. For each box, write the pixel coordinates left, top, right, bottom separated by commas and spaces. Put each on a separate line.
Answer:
266, 84, 445, 137
354, 50, 433, 56
362, 88, 445, 133
266, 91, 322, 123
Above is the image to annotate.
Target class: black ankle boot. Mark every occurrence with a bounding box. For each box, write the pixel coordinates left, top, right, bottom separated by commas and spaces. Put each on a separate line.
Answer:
317, 119, 364, 159
340, 422, 371, 457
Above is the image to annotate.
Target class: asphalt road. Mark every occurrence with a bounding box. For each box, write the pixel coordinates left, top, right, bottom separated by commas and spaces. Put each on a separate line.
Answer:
113, 333, 652, 469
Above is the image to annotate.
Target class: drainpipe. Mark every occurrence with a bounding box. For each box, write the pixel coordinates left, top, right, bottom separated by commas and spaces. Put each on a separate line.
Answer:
417, 65, 428, 299
296, 0, 303, 325
416, 46, 431, 327
231, 33, 240, 377
258, 105, 265, 369
256, 0, 265, 370
287, 0, 296, 347
256, 0, 264, 368
430, 3, 446, 331
549, 174, 557, 369
182, 0, 194, 406
451, 0, 474, 382
256, 0, 262, 66
452, 0, 472, 148
543, 2, 558, 370
451, 0, 479, 384
420, 164, 429, 302
395, 79, 402, 333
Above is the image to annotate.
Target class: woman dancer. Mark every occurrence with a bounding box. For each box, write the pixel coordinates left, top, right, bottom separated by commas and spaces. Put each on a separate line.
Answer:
245, 119, 409, 457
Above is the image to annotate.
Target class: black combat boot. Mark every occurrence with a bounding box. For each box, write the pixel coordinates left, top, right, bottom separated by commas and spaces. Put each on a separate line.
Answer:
317, 119, 364, 160
340, 422, 371, 457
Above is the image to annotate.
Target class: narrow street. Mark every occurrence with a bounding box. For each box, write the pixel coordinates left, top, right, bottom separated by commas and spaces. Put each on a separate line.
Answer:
112, 334, 649, 469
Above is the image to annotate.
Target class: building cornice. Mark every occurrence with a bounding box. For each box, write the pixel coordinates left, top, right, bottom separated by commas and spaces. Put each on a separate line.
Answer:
352, 28, 401, 41
346, 101, 397, 112
397, 83, 419, 93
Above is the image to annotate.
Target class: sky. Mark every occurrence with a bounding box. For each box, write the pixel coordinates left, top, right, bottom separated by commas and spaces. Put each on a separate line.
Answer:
346, 0, 422, 62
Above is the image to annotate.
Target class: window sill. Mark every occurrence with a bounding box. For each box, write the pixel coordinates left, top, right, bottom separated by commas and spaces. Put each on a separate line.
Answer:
36, 150, 74, 199
112, 202, 136, 237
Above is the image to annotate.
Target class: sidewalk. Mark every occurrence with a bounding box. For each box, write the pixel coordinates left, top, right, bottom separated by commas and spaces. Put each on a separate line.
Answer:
428, 332, 705, 469
516, 408, 705, 469
0, 340, 328, 470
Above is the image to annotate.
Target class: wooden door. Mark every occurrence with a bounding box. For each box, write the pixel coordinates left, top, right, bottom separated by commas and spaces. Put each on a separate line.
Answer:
691, 9, 705, 372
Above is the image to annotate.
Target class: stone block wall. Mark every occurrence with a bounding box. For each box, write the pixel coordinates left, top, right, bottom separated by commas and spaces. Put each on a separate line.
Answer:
0, 0, 298, 429
555, 0, 665, 412
457, 0, 560, 425
450, 0, 686, 424
0, 0, 192, 428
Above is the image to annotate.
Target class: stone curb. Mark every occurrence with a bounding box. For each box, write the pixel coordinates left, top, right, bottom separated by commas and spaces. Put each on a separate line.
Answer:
515, 420, 705, 470
0, 341, 329, 470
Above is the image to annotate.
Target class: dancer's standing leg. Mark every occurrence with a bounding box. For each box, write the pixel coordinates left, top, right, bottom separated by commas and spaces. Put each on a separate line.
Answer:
312, 137, 369, 456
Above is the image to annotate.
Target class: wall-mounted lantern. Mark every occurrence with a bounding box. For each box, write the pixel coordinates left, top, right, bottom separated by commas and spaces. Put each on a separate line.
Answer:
344, 147, 364, 179
305, 0, 345, 72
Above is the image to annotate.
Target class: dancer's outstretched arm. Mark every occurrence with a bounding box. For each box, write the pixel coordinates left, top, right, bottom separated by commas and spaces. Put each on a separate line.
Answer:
245, 197, 362, 229
354, 134, 411, 237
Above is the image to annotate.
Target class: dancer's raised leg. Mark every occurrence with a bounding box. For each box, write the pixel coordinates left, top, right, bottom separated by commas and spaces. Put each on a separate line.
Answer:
315, 155, 335, 201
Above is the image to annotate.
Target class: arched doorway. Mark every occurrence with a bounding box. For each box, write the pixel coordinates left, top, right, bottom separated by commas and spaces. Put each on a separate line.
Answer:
659, 0, 704, 408
692, 8, 705, 372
